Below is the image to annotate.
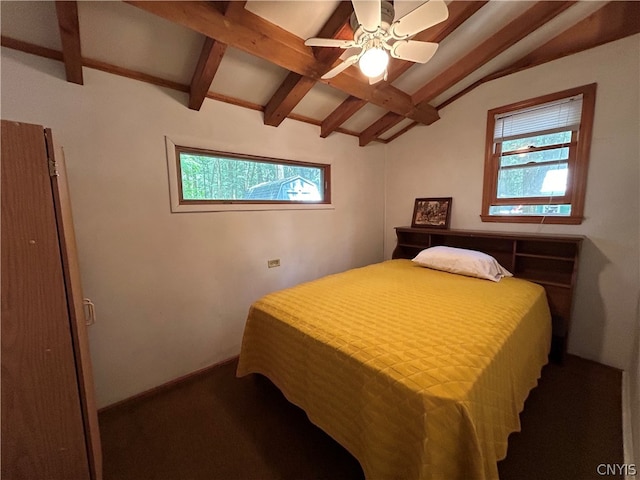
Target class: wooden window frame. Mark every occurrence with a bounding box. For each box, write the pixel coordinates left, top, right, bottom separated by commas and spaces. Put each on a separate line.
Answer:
481, 83, 596, 225
165, 137, 333, 213
175, 146, 331, 205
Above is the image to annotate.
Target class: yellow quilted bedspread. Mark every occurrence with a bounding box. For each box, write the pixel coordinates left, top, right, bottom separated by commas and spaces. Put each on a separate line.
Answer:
236, 259, 551, 480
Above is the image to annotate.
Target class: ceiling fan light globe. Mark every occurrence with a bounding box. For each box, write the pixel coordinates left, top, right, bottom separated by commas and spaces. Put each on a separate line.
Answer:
359, 48, 389, 78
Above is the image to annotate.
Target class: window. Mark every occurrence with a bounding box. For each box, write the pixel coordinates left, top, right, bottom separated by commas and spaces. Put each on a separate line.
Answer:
167, 142, 331, 212
481, 84, 596, 224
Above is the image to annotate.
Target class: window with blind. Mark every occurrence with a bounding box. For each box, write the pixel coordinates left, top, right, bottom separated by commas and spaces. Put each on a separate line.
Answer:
481, 84, 596, 224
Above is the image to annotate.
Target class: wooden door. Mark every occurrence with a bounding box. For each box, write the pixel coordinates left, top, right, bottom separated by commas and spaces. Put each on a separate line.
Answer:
1, 120, 92, 480
47, 130, 103, 479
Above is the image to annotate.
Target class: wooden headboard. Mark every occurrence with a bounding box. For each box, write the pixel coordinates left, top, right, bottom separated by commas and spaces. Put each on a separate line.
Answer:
393, 227, 584, 362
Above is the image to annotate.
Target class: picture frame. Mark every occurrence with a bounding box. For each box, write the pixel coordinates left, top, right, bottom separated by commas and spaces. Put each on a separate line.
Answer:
411, 197, 452, 229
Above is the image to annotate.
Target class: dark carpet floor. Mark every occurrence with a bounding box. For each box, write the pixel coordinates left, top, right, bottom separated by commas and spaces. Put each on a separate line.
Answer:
99, 354, 622, 480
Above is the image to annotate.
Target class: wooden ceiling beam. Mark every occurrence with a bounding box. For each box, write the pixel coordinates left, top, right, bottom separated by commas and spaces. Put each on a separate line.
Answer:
55, 1, 83, 84
126, 1, 438, 126
309, 1, 354, 60
1, 35, 63, 62
358, 111, 404, 147
358, 0, 576, 147
384, 1, 640, 145
321, 96, 369, 138
438, 1, 640, 112
321, 1, 487, 138
264, 1, 353, 127
188, 2, 246, 111
264, 75, 317, 127
484, 1, 640, 87
386, 0, 489, 81
412, 1, 576, 106
224, 1, 250, 21
1, 34, 378, 142
189, 37, 228, 110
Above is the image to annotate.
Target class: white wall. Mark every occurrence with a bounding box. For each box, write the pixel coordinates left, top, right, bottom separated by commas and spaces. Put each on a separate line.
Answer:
1, 48, 386, 407
385, 35, 640, 371
2, 35, 638, 407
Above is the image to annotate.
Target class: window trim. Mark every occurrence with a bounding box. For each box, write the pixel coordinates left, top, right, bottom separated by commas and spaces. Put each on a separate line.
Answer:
481, 83, 596, 225
165, 137, 334, 213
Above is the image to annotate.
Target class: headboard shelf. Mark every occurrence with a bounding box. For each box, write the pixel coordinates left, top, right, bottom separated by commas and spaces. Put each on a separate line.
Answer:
515, 253, 575, 262
393, 227, 584, 362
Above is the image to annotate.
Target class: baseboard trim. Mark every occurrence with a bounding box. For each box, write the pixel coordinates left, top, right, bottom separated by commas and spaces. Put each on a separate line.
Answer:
98, 355, 239, 415
566, 353, 623, 373
622, 371, 635, 480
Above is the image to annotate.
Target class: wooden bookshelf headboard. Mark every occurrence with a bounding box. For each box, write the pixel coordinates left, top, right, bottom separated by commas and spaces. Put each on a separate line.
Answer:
393, 227, 584, 362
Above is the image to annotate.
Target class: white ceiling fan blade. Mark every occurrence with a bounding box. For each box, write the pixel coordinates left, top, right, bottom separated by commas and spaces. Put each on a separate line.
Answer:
340, 47, 363, 60
390, 40, 438, 63
352, 0, 382, 32
321, 54, 360, 79
390, 0, 449, 38
392, 0, 425, 22
304, 38, 356, 48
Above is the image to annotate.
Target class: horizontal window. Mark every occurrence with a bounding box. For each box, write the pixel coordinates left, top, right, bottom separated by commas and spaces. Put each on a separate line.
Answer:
177, 146, 329, 204
165, 138, 334, 212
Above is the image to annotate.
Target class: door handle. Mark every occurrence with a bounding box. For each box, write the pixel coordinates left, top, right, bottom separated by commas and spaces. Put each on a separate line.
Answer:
82, 298, 96, 326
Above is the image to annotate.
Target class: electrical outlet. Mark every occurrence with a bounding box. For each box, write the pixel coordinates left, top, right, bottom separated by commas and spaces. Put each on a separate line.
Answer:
267, 259, 280, 268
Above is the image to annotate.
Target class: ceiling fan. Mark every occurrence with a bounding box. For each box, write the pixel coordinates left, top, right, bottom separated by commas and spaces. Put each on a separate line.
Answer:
305, 0, 449, 84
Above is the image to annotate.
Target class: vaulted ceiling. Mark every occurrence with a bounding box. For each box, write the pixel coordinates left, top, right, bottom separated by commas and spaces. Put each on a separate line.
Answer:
2, 1, 639, 146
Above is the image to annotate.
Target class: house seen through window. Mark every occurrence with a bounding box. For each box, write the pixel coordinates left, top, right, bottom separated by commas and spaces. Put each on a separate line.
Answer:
176, 146, 330, 204
481, 84, 596, 224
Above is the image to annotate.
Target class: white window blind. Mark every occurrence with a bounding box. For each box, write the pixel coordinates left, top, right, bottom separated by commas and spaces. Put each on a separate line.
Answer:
494, 94, 583, 142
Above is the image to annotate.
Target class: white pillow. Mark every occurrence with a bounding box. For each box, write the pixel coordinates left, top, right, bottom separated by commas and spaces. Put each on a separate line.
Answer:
412, 246, 513, 282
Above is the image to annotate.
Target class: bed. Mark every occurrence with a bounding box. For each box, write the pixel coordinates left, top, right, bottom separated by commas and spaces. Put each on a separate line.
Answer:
236, 229, 582, 480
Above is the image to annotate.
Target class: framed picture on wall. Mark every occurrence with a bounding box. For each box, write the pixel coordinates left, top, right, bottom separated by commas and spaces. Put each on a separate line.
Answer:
411, 197, 452, 229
